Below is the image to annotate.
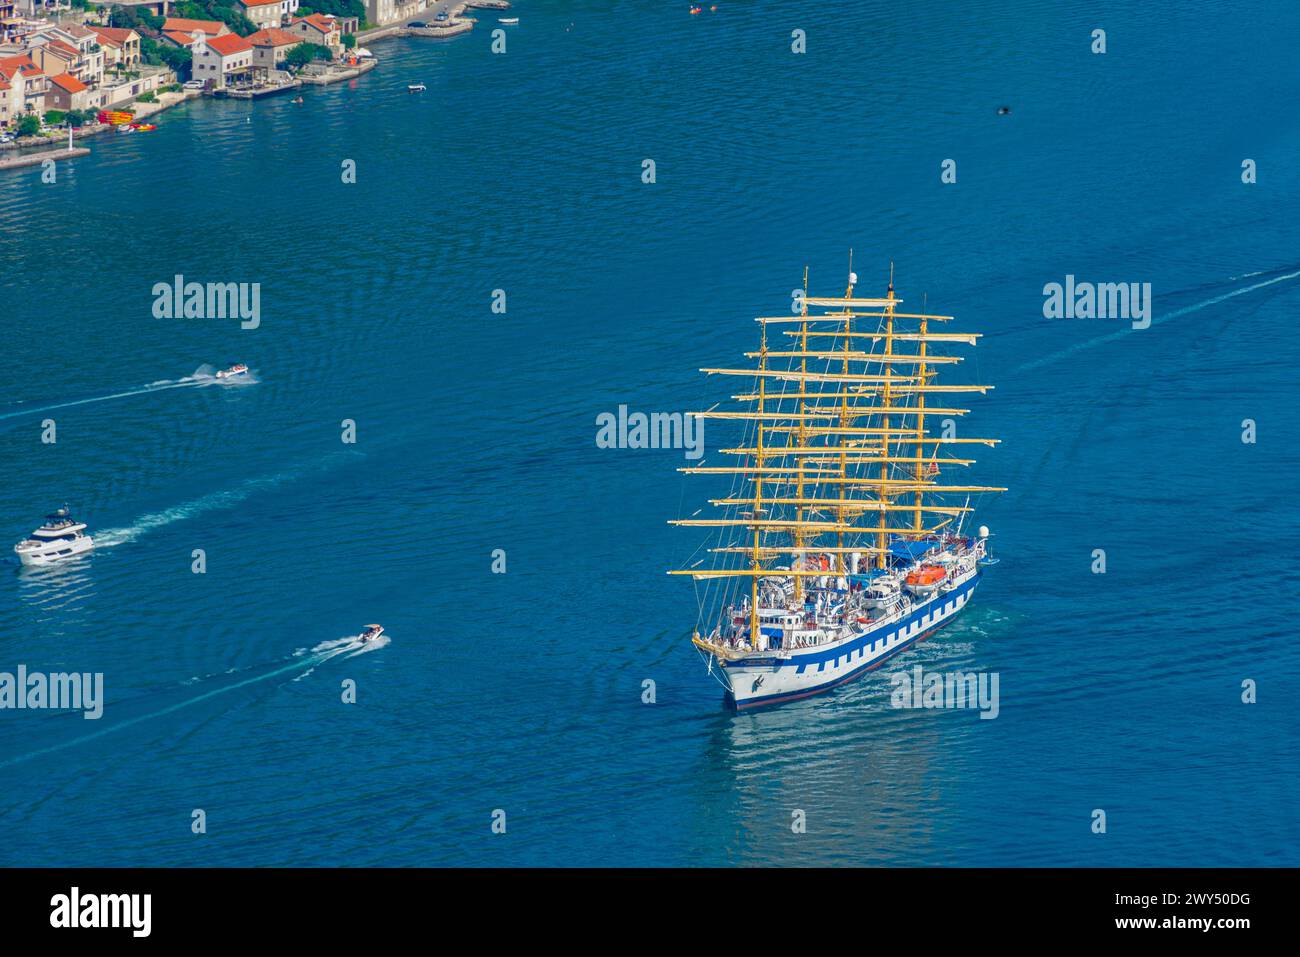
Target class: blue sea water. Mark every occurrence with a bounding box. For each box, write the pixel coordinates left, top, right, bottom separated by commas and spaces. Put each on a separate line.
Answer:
1, 0, 1298, 866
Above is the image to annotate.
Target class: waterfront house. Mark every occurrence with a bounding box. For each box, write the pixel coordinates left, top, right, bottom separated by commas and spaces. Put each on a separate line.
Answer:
288, 13, 342, 54
235, 0, 299, 29
90, 27, 142, 71
192, 31, 252, 89
0, 53, 45, 126
26, 23, 104, 89
46, 69, 89, 111
247, 26, 301, 73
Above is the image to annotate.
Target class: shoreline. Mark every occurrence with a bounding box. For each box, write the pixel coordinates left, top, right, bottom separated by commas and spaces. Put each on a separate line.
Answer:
3, 1, 510, 157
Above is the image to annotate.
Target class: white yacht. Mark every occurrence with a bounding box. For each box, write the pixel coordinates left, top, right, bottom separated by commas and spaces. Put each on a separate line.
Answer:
14, 508, 94, 566
359, 624, 385, 642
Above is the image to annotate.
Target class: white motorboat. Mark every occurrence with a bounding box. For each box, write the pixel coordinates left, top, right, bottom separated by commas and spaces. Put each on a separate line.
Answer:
215, 363, 248, 379
14, 507, 94, 566
499, 17, 519, 25
407, 83, 427, 93
359, 624, 385, 642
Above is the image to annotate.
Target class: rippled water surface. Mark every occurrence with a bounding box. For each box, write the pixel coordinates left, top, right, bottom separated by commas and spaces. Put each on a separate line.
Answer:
1, 0, 1298, 865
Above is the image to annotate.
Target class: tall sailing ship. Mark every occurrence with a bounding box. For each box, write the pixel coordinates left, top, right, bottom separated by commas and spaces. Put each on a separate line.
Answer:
670, 264, 1004, 709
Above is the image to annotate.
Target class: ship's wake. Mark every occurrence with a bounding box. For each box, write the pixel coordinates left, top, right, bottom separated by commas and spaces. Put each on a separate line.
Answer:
0, 365, 256, 424
94, 452, 360, 548
0, 633, 387, 770
1016, 267, 1300, 372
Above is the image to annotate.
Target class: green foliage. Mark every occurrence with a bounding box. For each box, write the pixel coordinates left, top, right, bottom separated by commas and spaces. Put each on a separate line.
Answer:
158, 45, 192, 79
16, 115, 42, 137
284, 42, 333, 70
136, 91, 157, 103
297, 0, 364, 21
44, 110, 66, 126
341, 33, 355, 50
67, 109, 91, 128
140, 35, 162, 66
170, 1, 257, 36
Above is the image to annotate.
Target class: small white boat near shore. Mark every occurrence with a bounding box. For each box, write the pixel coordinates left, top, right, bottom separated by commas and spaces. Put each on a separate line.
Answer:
407, 83, 427, 93
499, 17, 518, 25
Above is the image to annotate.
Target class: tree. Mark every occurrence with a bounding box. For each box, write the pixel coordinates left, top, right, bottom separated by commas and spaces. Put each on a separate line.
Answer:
16, 114, 41, 136
158, 45, 192, 80
342, 33, 355, 50
44, 109, 66, 126
285, 43, 332, 71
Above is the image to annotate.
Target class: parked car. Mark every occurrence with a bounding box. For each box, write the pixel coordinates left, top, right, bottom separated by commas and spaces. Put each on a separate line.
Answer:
435, 11, 448, 20
0, 132, 14, 144
408, 20, 427, 28
182, 80, 204, 91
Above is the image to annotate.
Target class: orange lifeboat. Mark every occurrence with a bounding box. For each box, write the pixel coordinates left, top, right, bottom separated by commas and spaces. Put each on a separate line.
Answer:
905, 565, 946, 587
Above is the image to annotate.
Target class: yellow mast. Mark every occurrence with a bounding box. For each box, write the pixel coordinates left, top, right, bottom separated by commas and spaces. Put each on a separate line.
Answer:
750, 319, 767, 642
877, 263, 896, 569
837, 256, 854, 574
914, 296, 928, 531
794, 265, 809, 604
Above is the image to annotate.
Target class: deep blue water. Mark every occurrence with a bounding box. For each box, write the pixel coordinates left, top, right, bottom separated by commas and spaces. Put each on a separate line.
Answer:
1, 0, 1298, 866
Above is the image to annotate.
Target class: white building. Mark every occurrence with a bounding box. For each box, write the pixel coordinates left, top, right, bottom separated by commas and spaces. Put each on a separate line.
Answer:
192, 32, 253, 90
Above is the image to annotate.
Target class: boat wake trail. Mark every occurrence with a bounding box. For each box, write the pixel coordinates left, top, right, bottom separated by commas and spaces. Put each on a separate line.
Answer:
1016, 268, 1300, 373
292, 633, 391, 680
0, 366, 255, 423
0, 633, 388, 770
94, 451, 361, 548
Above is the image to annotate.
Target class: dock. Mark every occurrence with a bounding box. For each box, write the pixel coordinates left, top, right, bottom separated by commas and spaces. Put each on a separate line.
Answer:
0, 146, 90, 172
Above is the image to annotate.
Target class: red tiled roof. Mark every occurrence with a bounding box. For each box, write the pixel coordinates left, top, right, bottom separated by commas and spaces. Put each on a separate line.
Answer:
239, 0, 283, 7
205, 33, 253, 56
163, 31, 199, 46
91, 27, 138, 47
0, 55, 43, 77
247, 28, 300, 47
44, 38, 80, 58
162, 17, 226, 35
49, 72, 86, 93
296, 13, 339, 33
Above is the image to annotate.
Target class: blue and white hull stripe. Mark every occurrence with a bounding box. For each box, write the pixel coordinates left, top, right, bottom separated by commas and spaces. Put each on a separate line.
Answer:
722, 572, 981, 709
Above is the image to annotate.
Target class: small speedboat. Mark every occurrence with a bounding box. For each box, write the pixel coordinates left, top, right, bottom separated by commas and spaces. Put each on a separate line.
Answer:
359, 624, 385, 642
14, 507, 94, 566
407, 83, 427, 93
499, 17, 519, 24
215, 363, 248, 379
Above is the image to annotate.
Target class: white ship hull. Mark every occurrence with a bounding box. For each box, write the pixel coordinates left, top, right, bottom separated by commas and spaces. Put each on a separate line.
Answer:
15, 536, 94, 566
718, 570, 980, 710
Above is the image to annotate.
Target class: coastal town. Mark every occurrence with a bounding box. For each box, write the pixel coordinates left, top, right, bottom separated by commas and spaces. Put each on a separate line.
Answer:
0, 0, 510, 165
